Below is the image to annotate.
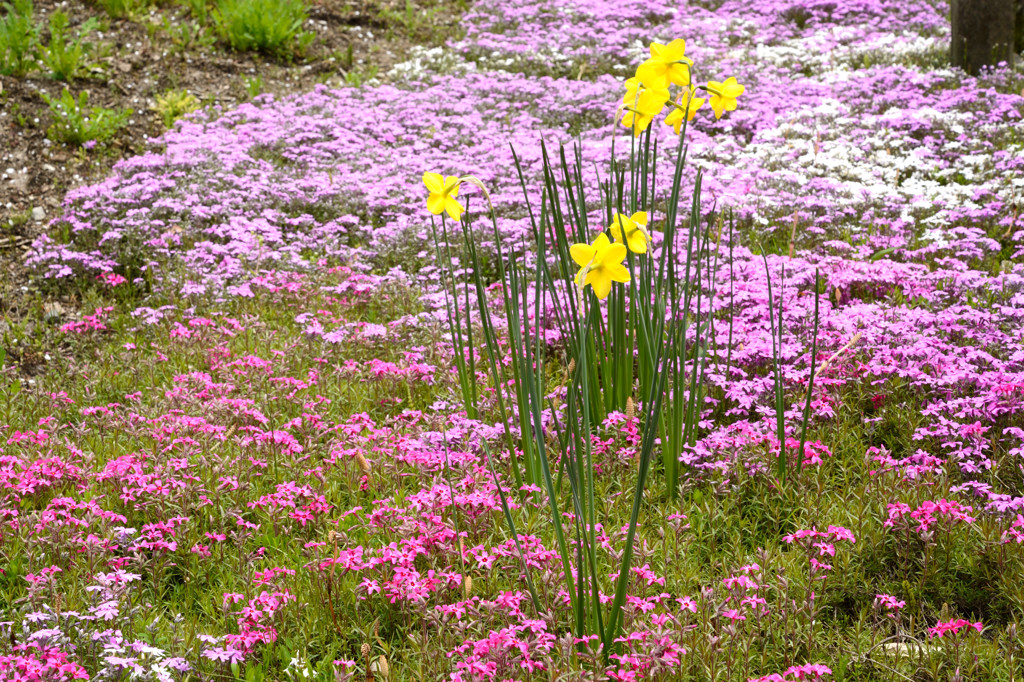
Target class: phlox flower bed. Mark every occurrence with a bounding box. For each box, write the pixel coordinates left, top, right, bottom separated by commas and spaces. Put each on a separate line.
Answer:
3, 0, 1024, 680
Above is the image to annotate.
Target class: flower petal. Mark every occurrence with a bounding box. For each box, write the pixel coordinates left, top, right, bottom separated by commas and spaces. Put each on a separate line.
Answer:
570, 243, 596, 267
606, 262, 632, 283
665, 108, 683, 134
590, 271, 613, 299
666, 39, 686, 59
445, 197, 465, 221
636, 61, 667, 90
688, 98, 705, 119
723, 78, 745, 97
668, 64, 691, 87
600, 242, 628, 266
426, 194, 446, 215
444, 176, 461, 197
423, 172, 443, 194
710, 97, 726, 119
609, 213, 628, 243
627, 232, 648, 254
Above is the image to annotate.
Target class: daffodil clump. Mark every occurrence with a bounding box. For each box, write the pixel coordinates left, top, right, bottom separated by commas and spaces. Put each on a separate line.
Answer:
620, 38, 744, 137
420, 36, 752, 654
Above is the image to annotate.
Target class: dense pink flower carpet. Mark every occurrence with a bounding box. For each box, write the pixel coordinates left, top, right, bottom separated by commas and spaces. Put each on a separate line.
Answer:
5, 0, 1024, 680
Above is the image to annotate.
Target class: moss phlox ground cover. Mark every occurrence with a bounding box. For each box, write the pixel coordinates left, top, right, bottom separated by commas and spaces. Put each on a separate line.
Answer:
4, 0, 1024, 680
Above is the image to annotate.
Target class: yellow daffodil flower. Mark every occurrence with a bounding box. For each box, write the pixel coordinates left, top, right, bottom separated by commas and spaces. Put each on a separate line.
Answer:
641, 39, 693, 88
624, 61, 669, 102
664, 88, 705, 134
570, 233, 631, 299
621, 86, 669, 137
706, 77, 745, 119
609, 211, 651, 254
423, 172, 465, 221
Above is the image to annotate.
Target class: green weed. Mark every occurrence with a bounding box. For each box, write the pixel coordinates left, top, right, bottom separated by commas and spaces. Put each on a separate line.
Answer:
154, 88, 200, 127
38, 11, 100, 81
213, 0, 313, 60
0, 0, 37, 77
41, 87, 131, 146
242, 73, 264, 99
92, 0, 151, 20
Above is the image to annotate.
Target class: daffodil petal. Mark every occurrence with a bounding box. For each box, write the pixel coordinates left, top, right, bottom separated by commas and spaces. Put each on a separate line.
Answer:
711, 97, 726, 119
590, 272, 613, 300
668, 64, 690, 87
593, 233, 611, 251
426, 194, 446, 215
570, 243, 596, 267
423, 172, 444, 194
664, 108, 683, 134
636, 61, 667, 90
606, 263, 632, 283
601, 242, 628, 266
444, 176, 461, 195
627, 233, 648, 254
666, 38, 686, 58
445, 197, 464, 221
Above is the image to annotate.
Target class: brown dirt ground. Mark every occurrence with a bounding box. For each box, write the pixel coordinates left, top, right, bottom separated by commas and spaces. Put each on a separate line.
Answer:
0, 0, 462, 372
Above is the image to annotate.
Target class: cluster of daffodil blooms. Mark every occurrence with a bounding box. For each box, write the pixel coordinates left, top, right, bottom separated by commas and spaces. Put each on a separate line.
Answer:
422, 39, 744, 302
423, 171, 653, 303
621, 38, 745, 137
566, 39, 744, 300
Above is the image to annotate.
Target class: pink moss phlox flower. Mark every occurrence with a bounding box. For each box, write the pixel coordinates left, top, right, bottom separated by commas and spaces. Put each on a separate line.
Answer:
928, 618, 983, 638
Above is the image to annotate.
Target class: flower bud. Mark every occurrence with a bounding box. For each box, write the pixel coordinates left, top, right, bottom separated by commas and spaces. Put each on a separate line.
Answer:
355, 452, 371, 474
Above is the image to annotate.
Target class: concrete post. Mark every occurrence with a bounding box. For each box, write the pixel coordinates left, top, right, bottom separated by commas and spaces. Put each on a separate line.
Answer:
950, 0, 1016, 74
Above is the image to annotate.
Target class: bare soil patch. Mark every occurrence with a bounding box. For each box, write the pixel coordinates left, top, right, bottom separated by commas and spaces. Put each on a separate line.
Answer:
0, 0, 461, 371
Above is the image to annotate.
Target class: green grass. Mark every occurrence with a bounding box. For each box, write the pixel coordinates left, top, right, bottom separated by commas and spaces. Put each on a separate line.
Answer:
213, 0, 312, 59
0, 257, 1020, 680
